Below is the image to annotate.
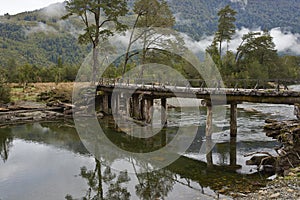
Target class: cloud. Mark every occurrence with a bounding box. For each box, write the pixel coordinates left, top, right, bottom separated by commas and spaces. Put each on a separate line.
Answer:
270, 27, 300, 55
57, 20, 82, 37
25, 22, 58, 35
181, 27, 300, 56
174, 13, 192, 26
42, 2, 66, 18
230, 0, 248, 5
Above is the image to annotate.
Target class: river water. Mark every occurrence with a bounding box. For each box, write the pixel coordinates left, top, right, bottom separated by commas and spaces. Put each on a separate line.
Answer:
0, 100, 296, 199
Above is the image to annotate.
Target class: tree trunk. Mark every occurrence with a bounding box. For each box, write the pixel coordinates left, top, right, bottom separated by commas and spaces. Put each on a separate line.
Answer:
92, 46, 99, 85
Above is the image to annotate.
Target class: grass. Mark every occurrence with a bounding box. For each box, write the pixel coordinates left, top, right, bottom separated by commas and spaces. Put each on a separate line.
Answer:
9, 82, 74, 102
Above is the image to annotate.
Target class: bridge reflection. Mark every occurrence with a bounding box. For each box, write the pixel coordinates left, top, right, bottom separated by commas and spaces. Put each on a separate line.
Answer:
0, 121, 271, 198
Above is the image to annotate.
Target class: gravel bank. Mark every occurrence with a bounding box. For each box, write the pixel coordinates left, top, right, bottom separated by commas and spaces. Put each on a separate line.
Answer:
235, 167, 300, 200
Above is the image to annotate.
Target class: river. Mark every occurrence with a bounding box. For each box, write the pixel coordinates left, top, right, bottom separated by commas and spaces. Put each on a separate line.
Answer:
0, 100, 296, 199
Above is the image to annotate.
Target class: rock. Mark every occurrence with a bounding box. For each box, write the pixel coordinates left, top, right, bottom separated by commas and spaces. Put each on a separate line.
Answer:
270, 193, 280, 198
265, 119, 278, 123
0, 107, 9, 112
294, 103, 300, 119
97, 112, 104, 118
246, 155, 275, 166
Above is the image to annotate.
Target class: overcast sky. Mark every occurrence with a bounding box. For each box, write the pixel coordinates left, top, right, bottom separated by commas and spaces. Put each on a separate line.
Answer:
0, 0, 65, 15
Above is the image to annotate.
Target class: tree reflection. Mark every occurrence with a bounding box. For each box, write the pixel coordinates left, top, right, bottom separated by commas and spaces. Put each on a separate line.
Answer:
0, 128, 13, 162
135, 169, 175, 200
65, 158, 130, 200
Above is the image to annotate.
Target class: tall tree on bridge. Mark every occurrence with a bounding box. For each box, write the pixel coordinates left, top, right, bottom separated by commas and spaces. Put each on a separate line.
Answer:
63, 0, 128, 84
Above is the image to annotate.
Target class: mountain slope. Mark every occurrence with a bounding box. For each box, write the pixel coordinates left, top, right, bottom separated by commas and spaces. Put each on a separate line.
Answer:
0, 0, 299, 68
169, 0, 300, 39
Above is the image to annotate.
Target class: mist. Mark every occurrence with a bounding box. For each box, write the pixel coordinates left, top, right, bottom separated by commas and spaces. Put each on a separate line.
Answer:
182, 27, 300, 56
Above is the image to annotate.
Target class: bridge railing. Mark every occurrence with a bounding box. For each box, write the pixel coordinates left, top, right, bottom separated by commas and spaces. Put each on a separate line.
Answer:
98, 78, 299, 91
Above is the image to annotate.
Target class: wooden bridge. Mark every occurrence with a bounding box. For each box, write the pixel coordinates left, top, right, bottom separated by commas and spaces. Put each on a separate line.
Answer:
96, 78, 300, 138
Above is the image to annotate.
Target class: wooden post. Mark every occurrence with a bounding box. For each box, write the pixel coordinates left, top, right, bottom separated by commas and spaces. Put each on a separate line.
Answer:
206, 137, 213, 167
161, 128, 167, 147
102, 94, 109, 115
230, 102, 237, 137
112, 93, 119, 114
205, 104, 214, 166
146, 98, 154, 123
132, 94, 140, 119
140, 98, 145, 120
126, 96, 131, 117
206, 104, 212, 138
229, 137, 237, 166
161, 98, 167, 125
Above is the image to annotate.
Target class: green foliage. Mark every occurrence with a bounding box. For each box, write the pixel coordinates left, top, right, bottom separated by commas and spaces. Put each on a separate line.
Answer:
165, 0, 300, 40
63, 0, 128, 83
214, 5, 237, 55
134, 0, 175, 28
0, 71, 10, 104
0, 1, 299, 85
207, 5, 300, 84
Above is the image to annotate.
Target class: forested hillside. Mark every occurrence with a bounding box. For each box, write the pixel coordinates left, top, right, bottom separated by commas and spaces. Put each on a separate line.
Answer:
0, 0, 299, 69
169, 0, 300, 40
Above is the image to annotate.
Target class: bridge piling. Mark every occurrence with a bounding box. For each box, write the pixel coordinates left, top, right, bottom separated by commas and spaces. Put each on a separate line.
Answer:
112, 93, 120, 114
230, 103, 237, 137
102, 93, 110, 115
206, 105, 213, 138
145, 98, 154, 123
132, 94, 140, 119
161, 98, 167, 125
230, 137, 237, 166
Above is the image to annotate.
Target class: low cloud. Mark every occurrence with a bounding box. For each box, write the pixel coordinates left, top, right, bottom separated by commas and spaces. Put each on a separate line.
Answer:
25, 22, 58, 35
57, 20, 82, 37
42, 3, 66, 18
230, 0, 248, 5
174, 13, 192, 26
270, 27, 300, 55
182, 27, 300, 56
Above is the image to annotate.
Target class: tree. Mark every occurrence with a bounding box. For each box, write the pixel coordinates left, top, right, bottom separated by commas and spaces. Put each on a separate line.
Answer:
235, 30, 278, 79
122, 0, 180, 77
214, 5, 237, 57
0, 70, 10, 104
65, 159, 130, 200
63, 0, 128, 84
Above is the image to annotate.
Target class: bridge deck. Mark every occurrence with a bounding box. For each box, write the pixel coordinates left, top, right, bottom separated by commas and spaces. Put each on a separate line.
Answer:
97, 84, 300, 105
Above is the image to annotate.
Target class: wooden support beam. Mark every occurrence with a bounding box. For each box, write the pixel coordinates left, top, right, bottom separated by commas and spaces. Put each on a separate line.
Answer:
229, 137, 237, 166
206, 137, 213, 167
132, 94, 140, 119
102, 94, 109, 115
205, 105, 213, 166
146, 98, 154, 123
206, 105, 212, 138
230, 102, 237, 137
111, 93, 119, 114
126, 96, 131, 117
161, 129, 167, 147
161, 98, 167, 125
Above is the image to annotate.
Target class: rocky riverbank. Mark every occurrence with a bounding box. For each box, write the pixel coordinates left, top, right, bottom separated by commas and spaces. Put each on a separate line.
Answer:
0, 101, 73, 127
234, 119, 300, 199
235, 167, 300, 200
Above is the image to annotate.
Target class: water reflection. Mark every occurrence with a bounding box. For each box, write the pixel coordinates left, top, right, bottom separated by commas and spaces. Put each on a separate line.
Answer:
0, 127, 13, 162
0, 121, 272, 199
66, 159, 131, 200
